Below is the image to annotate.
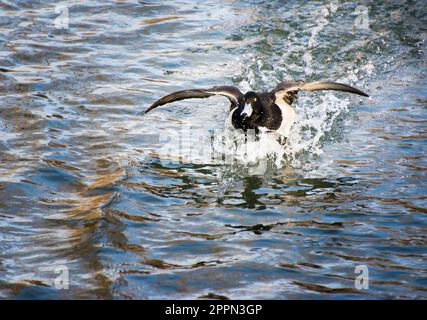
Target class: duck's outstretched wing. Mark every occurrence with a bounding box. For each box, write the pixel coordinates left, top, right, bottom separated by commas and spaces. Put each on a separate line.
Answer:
143, 86, 243, 114
272, 81, 369, 105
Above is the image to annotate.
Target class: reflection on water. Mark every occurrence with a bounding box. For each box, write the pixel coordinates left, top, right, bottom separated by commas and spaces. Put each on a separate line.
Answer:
0, 0, 426, 299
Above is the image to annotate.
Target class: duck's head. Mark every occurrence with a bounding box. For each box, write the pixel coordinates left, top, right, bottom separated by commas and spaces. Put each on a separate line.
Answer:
241, 91, 262, 119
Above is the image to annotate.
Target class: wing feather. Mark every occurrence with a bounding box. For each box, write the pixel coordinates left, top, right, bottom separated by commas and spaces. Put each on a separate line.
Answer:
143, 85, 243, 114
273, 81, 369, 105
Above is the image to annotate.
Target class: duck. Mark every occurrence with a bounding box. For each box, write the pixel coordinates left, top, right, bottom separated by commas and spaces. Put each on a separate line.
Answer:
143, 80, 369, 138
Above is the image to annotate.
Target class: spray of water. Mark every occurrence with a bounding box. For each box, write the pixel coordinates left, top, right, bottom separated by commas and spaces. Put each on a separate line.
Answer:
123, 0, 367, 173
207, 92, 351, 172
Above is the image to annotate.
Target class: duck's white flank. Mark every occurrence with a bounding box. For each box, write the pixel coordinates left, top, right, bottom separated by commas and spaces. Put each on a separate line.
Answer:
274, 93, 296, 137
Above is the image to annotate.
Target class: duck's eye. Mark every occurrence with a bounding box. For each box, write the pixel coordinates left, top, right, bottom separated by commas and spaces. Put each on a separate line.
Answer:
253, 97, 257, 102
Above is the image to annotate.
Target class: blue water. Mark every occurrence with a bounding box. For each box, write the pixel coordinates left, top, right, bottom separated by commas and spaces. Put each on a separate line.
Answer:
0, 0, 426, 299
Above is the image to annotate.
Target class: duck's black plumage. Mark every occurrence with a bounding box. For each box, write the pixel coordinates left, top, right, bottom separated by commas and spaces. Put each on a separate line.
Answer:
143, 81, 369, 137
231, 91, 282, 133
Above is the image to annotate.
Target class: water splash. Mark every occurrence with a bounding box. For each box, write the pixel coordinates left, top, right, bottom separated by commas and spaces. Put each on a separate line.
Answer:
284, 93, 351, 167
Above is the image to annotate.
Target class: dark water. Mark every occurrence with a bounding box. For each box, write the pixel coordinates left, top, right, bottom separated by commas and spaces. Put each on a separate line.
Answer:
0, 0, 426, 299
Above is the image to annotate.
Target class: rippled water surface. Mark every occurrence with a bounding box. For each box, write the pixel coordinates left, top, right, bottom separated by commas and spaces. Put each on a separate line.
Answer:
1, 0, 426, 299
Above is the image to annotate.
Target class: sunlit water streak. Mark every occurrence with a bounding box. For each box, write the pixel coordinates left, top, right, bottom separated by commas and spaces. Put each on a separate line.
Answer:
0, 0, 426, 299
